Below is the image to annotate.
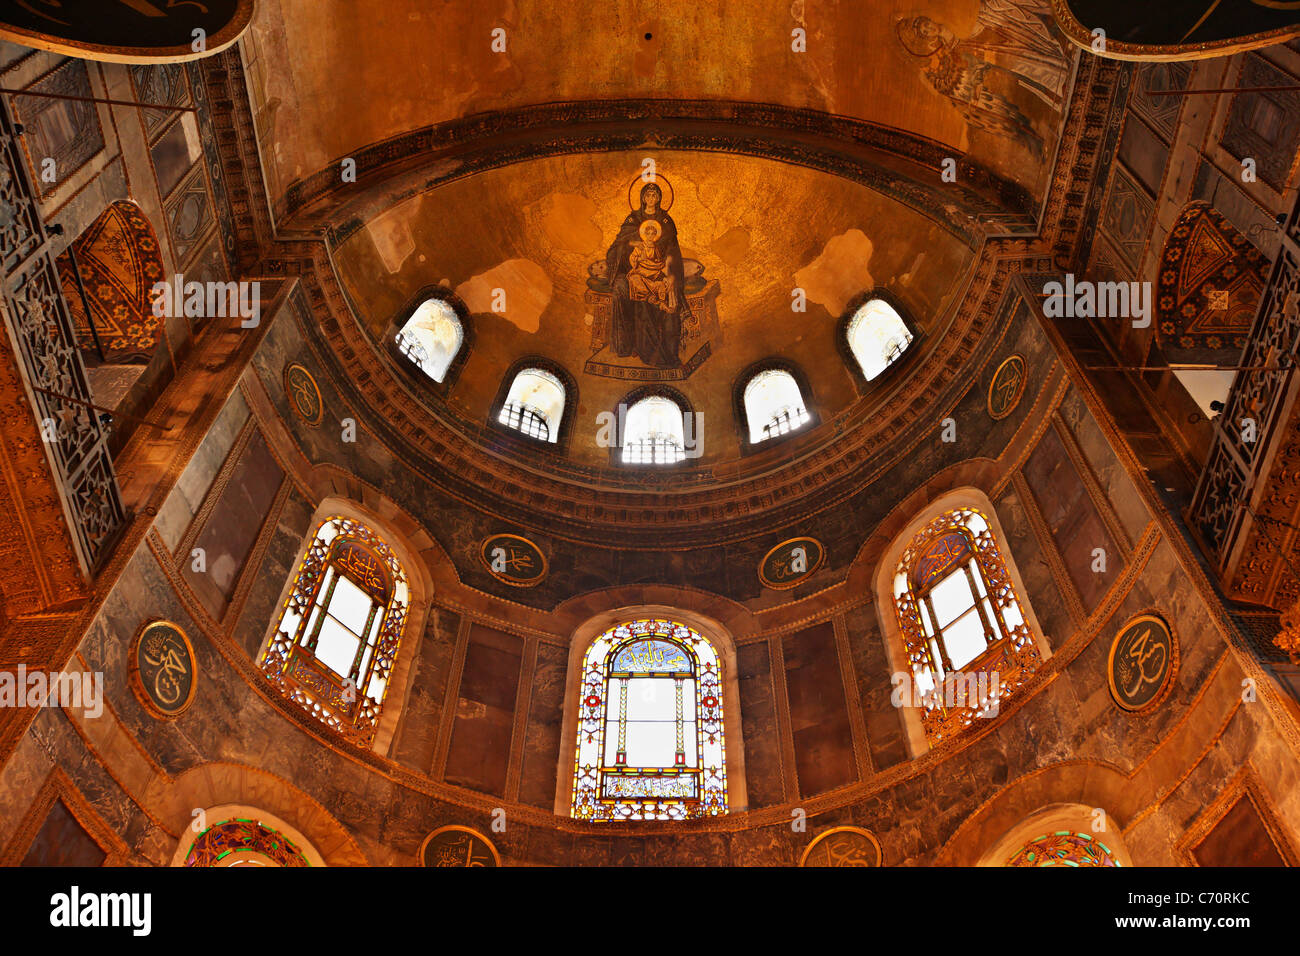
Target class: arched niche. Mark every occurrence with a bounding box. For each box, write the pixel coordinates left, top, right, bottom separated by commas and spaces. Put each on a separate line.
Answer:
873, 486, 1051, 758
169, 804, 328, 867
977, 803, 1134, 867
554, 603, 749, 818
253, 495, 434, 757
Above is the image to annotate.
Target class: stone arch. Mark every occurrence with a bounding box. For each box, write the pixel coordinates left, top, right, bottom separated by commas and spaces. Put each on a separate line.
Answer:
553, 599, 751, 817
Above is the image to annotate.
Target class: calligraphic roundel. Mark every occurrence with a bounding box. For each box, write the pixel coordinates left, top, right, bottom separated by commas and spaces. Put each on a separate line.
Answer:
58, 200, 165, 363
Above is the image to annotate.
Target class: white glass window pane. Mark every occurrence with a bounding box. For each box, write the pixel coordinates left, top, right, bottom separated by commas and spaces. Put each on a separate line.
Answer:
942, 609, 989, 669
968, 558, 987, 597
622, 721, 679, 767
326, 575, 372, 636
621, 396, 686, 464
396, 299, 463, 383
368, 673, 386, 703
680, 720, 699, 764
625, 678, 676, 720
603, 718, 621, 765
500, 368, 565, 442
1002, 600, 1025, 631
357, 641, 374, 686
314, 617, 361, 677
743, 369, 809, 443
929, 570, 977, 628
847, 298, 912, 380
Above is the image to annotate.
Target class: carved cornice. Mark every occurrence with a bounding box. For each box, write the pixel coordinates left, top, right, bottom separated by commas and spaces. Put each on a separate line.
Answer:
275, 99, 1038, 239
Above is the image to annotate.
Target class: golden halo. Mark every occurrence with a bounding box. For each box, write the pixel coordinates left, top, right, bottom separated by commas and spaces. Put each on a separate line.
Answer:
638, 219, 663, 241
627, 172, 674, 212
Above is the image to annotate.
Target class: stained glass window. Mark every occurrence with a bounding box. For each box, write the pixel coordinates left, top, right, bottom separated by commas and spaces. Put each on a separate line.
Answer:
572, 619, 727, 821
260, 516, 409, 746
1006, 831, 1121, 867
395, 298, 463, 383
847, 298, 913, 380
621, 396, 686, 464
184, 818, 311, 867
892, 507, 1040, 744
498, 367, 565, 442
743, 368, 809, 443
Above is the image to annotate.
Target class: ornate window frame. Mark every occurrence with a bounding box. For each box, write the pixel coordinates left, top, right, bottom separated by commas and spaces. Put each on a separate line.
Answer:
170, 805, 327, 867
555, 605, 747, 819
978, 803, 1133, 867
256, 497, 430, 755
875, 488, 1050, 756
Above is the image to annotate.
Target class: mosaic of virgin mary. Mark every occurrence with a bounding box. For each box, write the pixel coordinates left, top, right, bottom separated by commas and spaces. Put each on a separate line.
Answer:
605, 181, 692, 368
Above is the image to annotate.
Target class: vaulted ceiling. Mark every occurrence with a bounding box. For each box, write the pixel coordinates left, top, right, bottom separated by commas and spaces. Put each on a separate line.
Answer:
244, 0, 1076, 207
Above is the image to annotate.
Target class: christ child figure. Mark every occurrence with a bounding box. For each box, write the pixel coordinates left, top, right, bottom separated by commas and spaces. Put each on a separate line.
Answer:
626, 219, 677, 312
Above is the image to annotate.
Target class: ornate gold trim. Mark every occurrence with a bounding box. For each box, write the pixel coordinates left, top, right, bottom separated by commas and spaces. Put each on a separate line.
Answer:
758, 536, 826, 590
0, 2, 255, 65
1106, 612, 1179, 715
799, 825, 883, 867
1050, 0, 1300, 61
128, 619, 199, 720
417, 825, 502, 867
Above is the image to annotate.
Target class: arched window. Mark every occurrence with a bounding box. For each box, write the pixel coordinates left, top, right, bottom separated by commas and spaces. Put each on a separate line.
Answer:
743, 368, 809, 443
183, 818, 312, 867
1005, 832, 1122, 867
977, 804, 1133, 867
846, 298, 913, 381
497, 367, 566, 442
621, 395, 686, 464
395, 298, 463, 383
571, 619, 727, 821
892, 507, 1040, 744
260, 516, 409, 745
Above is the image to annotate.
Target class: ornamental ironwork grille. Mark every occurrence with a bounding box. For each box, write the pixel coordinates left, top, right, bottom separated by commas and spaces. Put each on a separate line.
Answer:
761, 406, 810, 440
621, 434, 686, 464
498, 401, 551, 441
892, 508, 1039, 744
1006, 831, 1121, 867
572, 619, 727, 821
260, 516, 409, 746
